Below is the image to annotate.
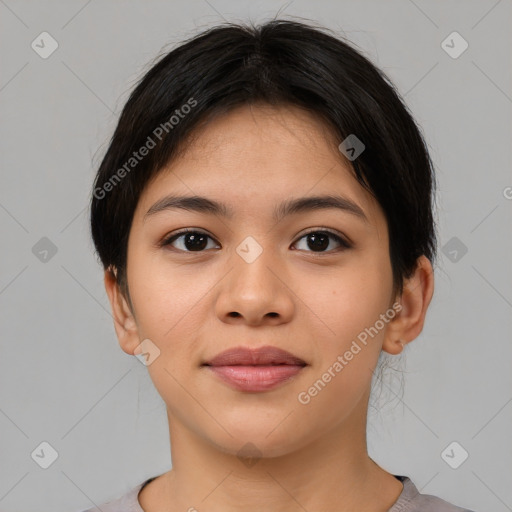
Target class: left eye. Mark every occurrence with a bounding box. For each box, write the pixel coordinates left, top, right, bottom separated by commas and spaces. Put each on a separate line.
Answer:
160, 229, 351, 253
293, 230, 351, 253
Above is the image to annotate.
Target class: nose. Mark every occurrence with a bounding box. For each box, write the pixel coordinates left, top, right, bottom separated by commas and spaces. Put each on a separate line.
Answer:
214, 246, 295, 327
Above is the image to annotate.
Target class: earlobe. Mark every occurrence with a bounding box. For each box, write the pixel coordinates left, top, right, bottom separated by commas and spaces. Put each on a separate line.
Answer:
103, 268, 140, 355
382, 255, 435, 355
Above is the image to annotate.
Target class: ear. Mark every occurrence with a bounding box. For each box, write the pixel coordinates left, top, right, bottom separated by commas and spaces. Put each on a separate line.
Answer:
382, 255, 435, 355
104, 269, 140, 355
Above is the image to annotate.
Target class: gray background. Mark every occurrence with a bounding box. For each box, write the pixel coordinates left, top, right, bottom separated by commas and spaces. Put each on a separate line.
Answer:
0, 1, 511, 511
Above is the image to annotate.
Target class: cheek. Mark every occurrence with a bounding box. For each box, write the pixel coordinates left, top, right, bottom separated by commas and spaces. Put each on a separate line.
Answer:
299, 258, 391, 340
129, 255, 202, 335
129, 267, 206, 401
301, 260, 393, 391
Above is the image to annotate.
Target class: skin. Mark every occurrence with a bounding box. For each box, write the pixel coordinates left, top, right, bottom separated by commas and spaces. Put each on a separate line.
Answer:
104, 103, 434, 512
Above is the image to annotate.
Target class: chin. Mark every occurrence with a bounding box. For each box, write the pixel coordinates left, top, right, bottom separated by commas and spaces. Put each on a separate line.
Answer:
205, 421, 308, 460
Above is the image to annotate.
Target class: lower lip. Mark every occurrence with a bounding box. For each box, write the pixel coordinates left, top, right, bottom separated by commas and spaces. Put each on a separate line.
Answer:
205, 365, 305, 392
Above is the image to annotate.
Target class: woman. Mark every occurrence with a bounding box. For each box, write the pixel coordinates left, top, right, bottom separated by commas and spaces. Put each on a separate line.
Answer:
85, 18, 477, 512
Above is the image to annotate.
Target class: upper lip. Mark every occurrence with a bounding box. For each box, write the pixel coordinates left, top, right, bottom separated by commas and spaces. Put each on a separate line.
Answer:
203, 345, 307, 366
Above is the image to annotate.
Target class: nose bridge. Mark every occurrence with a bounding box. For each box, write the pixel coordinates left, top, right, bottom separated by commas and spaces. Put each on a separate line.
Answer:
232, 234, 282, 298
215, 233, 294, 324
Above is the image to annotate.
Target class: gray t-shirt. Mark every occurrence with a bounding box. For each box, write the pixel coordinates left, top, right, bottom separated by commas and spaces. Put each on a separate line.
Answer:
80, 474, 477, 512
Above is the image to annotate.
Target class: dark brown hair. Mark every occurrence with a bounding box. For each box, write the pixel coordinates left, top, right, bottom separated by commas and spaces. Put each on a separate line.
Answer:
90, 19, 438, 308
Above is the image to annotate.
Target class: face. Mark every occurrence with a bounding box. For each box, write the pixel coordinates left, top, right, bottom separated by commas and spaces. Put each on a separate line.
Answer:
118, 103, 401, 457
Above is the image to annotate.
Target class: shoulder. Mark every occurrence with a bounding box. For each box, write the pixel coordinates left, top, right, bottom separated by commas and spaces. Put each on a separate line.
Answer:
390, 475, 478, 512
77, 476, 157, 512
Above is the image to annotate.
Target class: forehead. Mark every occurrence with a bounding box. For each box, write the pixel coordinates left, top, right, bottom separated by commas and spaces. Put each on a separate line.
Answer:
134, 103, 385, 232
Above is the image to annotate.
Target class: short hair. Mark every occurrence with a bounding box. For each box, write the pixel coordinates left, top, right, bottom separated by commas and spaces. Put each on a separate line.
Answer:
90, 19, 438, 306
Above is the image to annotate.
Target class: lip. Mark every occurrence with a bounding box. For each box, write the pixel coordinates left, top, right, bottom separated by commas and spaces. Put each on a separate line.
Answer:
204, 345, 306, 366
202, 345, 307, 392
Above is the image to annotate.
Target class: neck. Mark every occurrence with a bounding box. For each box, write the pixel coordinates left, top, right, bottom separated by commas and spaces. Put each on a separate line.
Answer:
146, 393, 403, 512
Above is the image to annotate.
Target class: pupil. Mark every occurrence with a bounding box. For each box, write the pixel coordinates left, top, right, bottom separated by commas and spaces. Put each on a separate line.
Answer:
308, 233, 329, 251
185, 233, 207, 251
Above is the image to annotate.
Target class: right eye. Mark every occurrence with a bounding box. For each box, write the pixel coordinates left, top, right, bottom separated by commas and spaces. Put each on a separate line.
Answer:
160, 229, 220, 252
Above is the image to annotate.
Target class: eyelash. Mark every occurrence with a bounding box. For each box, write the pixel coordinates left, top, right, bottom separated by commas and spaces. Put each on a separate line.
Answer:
159, 227, 352, 255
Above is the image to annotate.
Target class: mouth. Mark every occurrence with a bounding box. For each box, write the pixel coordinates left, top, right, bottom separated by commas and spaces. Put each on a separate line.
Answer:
202, 345, 308, 392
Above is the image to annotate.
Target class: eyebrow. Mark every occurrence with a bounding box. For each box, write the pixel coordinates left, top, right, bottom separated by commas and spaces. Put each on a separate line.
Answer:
144, 194, 369, 224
